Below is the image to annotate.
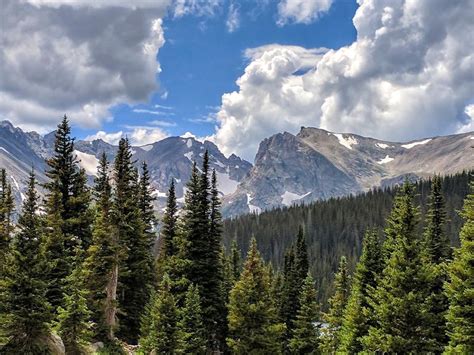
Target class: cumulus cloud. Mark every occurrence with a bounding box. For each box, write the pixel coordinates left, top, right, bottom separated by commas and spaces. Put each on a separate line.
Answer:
277, 0, 334, 25
0, 0, 168, 132
214, 0, 474, 161
85, 127, 168, 146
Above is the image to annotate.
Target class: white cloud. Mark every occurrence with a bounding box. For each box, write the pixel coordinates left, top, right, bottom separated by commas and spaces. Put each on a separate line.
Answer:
0, 0, 167, 132
133, 108, 175, 116
172, 0, 222, 18
214, 0, 474, 161
226, 3, 240, 33
85, 127, 168, 146
277, 0, 334, 25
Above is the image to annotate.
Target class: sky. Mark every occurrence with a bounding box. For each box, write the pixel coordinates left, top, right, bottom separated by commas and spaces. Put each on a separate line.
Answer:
1, 0, 473, 161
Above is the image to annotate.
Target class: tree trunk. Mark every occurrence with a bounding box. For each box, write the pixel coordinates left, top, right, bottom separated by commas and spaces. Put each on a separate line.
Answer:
105, 262, 118, 341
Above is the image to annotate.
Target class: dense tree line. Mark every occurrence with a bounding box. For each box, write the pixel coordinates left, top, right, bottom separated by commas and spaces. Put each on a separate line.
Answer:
223, 170, 471, 304
0, 116, 472, 354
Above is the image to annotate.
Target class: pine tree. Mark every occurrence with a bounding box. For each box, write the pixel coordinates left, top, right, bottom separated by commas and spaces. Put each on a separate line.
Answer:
42, 187, 70, 312
69, 168, 93, 251
289, 274, 320, 354
177, 284, 207, 354
45, 115, 89, 253
444, 181, 474, 353
295, 226, 309, 286
362, 182, 432, 352
181, 154, 225, 349
139, 161, 157, 247
227, 238, 285, 354
139, 274, 178, 354
161, 179, 178, 258
422, 175, 450, 352
56, 247, 92, 355
0, 168, 14, 262
113, 138, 153, 343
83, 153, 119, 341
338, 229, 383, 353
280, 246, 299, 345
230, 239, 241, 281
1, 170, 53, 353
320, 256, 350, 353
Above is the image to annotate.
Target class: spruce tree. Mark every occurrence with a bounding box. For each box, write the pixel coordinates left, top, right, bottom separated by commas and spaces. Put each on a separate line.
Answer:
113, 138, 153, 343
280, 246, 299, 345
83, 153, 119, 341
161, 179, 178, 258
295, 226, 309, 286
361, 182, 431, 352
444, 182, 474, 353
45, 115, 90, 252
181, 154, 225, 349
139, 274, 178, 354
320, 256, 350, 353
289, 274, 321, 354
422, 175, 450, 352
42, 187, 70, 312
139, 161, 157, 247
0, 168, 14, 261
226, 238, 284, 354
177, 284, 207, 354
1, 170, 53, 353
338, 229, 383, 353
56, 247, 92, 355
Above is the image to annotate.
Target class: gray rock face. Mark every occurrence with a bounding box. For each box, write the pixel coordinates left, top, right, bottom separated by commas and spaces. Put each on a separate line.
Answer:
0, 121, 252, 215
1, 120, 472, 218
222, 127, 474, 216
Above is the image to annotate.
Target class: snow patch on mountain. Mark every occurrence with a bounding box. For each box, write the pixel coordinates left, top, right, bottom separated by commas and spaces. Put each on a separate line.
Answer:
377, 155, 394, 164
401, 139, 432, 149
141, 144, 154, 151
0, 147, 11, 155
281, 191, 311, 206
151, 189, 167, 198
247, 193, 261, 214
184, 151, 194, 162
186, 139, 193, 148
333, 134, 358, 150
74, 150, 99, 176
376, 143, 390, 149
216, 171, 239, 195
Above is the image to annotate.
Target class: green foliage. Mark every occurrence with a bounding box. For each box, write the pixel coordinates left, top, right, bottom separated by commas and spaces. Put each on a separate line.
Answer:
177, 284, 206, 354
362, 182, 432, 352
223, 171, 472, 305
422, 175, 450, 352
113, 138, 154, 343
181, 154, 225, 349
83, 153, 119, 341
1, 170, 53, 352
161, 179, 178, 258
289, 274, 320, 354
56, 248, 92, 355
338, 229, 383, 353
227, 238, 285, 354
320, 256, 350, 353
139, 274, 178, 354
0, 168, 14, 263
444, 181, 474, 353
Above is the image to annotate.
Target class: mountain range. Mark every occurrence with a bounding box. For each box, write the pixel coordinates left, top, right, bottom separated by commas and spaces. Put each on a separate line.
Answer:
1, 120, 472, 217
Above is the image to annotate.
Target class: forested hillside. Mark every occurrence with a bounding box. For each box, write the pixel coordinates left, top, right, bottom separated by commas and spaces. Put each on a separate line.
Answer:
223, 171, 472, 303
0, 117, 472, 354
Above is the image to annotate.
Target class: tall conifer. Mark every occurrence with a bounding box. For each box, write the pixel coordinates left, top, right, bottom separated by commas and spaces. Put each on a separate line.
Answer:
362, 182, 431, 352
1, 170, 53, 353
227, 238, 284, 354
338, 229, 383, 353
444, 182, 474, 353
320, 256, 350, 353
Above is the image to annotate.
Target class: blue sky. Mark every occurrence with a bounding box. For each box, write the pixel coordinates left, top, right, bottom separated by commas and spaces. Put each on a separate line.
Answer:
80, 0, 358, 140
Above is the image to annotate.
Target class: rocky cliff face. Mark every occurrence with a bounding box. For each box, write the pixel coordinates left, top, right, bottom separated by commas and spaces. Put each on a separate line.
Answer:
1, 120, 472, 218
222, 127, 474, 216
0, 121, 252, 216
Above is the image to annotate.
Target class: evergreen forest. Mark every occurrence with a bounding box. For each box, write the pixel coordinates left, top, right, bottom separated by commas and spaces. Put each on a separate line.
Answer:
0, 116, 472, 354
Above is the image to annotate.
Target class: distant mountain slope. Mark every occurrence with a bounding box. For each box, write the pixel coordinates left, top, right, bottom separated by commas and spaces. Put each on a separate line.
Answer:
222, 127, 474, 216
0, 120, 252, 215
